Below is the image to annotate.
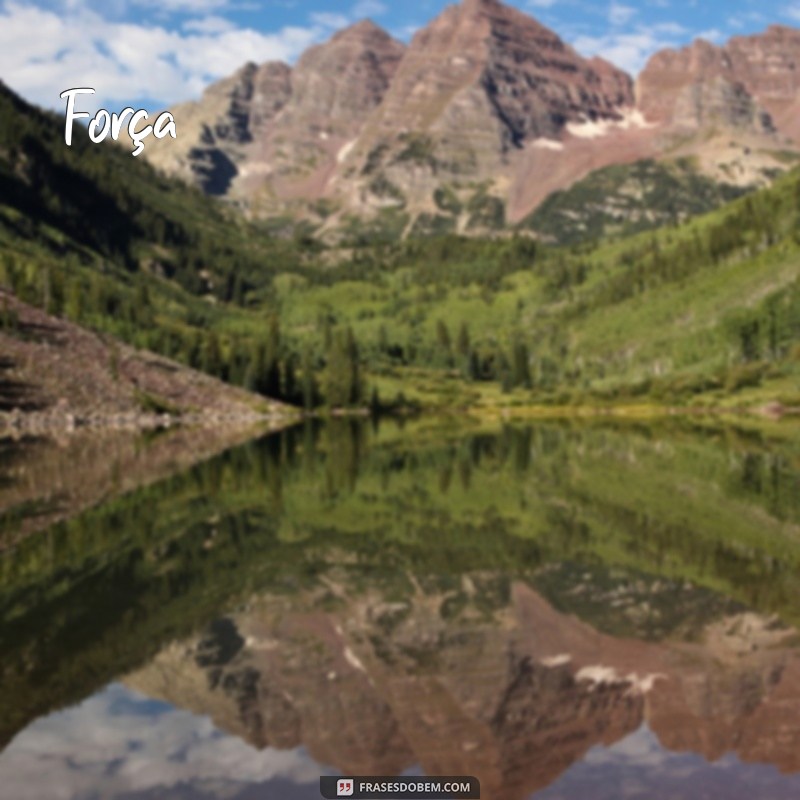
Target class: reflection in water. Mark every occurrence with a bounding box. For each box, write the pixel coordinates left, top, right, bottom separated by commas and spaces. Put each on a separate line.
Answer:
0, 419, 800, 799
0, 684, 329, 800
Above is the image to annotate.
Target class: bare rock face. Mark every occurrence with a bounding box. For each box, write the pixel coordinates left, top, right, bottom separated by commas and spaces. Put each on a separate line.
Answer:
726, 25, 800, 141
140, 2, 800, 233
245, 20, 406, 207
125, 577, 800, 800
357, 0, 633, 151
144, 20, 405, 204
287, 20, 405, 133
145, 61, 292, 196
637, 26, 800, 141
333, 0, 636, 228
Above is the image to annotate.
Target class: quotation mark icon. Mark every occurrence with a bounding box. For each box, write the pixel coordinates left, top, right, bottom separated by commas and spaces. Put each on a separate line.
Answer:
337, 779, 354, 797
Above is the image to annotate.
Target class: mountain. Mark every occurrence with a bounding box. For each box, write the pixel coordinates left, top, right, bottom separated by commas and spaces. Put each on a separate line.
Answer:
334, 0, 636, 226
150, 60, 293, 196
638, 25, 800, 141
0, 79, 317, 410
124, 576, 800, 800
144, 20, 406, 209
138, 0, 800, 240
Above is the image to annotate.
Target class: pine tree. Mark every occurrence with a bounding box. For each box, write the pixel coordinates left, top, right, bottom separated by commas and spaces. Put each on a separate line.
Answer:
511, 341, 532, 389
264, 317, 283, 398
201, 331, 223, 377
283, 353, 298, 403
466, 348, 481, 382
370, 386, 381, 414
301, 345, 318, 410
378, 324, 389, 354
436, 320, 452, 352
324, 327, 362, 408
456, 322, 471, 356
244, 341, 266, 393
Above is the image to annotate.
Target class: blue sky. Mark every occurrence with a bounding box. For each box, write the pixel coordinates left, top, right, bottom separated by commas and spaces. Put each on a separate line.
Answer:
0, 0, 797, 115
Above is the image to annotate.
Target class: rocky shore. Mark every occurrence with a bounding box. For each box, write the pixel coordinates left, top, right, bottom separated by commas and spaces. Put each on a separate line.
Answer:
0, 407, 294, 438
1, 290, 295, 435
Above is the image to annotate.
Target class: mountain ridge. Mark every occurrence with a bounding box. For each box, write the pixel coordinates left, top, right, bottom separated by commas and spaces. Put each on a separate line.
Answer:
134, 0, 800, 239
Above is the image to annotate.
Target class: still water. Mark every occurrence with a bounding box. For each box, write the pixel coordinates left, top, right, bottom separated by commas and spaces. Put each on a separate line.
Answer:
0, 419, 799, 800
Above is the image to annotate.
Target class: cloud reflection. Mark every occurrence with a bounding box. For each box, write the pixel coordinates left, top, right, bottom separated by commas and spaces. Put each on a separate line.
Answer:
0, 684, 326, 800
535, 725, 800, 800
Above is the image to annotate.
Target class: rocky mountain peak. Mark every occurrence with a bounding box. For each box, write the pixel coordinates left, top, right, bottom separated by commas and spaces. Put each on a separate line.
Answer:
357, 0, 633, 153
726, 25, 800, 139
763, 23, 800, 38
636, 37, 776, 135
333, 18, 394, 40
137, 6, 800, 235
289, 20, 405, 122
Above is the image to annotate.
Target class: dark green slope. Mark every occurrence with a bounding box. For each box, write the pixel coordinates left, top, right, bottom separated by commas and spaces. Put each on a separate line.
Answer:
0, 80, 300, 297
0, 82, 315, 405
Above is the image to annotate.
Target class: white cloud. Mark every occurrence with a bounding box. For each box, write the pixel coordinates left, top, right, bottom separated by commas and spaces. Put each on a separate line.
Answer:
785, 4, 800, 23
352, 0, 388, 17
609, 2, 637, 27
650, 21, 688, 35
310, 11, 351, 30
527, 0, 558, 8
393, 23, 421, 41
697, 28, 725, 43
182, 15, 236, 34
0, 684, 322, 800
132, 0, 230, 10
311, 2, 389, 31
573, 26, 683, 75
0, 1, 323, 112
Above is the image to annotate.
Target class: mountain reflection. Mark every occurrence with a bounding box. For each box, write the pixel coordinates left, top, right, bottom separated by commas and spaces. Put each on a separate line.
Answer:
1, 419, 799, 799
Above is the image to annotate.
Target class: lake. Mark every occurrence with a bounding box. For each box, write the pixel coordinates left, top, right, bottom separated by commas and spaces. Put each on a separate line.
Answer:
1, 418, 799, 800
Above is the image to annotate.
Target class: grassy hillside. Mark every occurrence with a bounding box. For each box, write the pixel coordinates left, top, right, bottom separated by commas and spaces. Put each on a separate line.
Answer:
258, 169, 800, 412
0, 81, 304, 297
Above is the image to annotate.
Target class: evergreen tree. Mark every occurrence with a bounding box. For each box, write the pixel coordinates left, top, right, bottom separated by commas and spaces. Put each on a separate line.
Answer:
324, 327, 362, 408
511, 341, 532, 389
378, 324, 389, 354
436, 320, 452, 352
466, 348, 481, 382
283, 353, 298, 403
301, 345, 319, 410
261, 317, 283, 398
456, 322, 471, 356
244, 340, 265, 393
201, 331, 223, 377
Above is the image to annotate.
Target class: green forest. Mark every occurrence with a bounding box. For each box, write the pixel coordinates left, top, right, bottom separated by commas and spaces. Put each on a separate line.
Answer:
1, 81, 800, 415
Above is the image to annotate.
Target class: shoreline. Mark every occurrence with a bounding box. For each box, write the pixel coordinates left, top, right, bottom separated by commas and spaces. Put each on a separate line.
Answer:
0, 408, 302, 438
468, 400, 800, 422
3, 400, 800, 438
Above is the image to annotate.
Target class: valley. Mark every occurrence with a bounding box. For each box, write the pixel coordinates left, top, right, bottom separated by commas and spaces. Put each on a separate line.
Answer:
1, 0, 799, 425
